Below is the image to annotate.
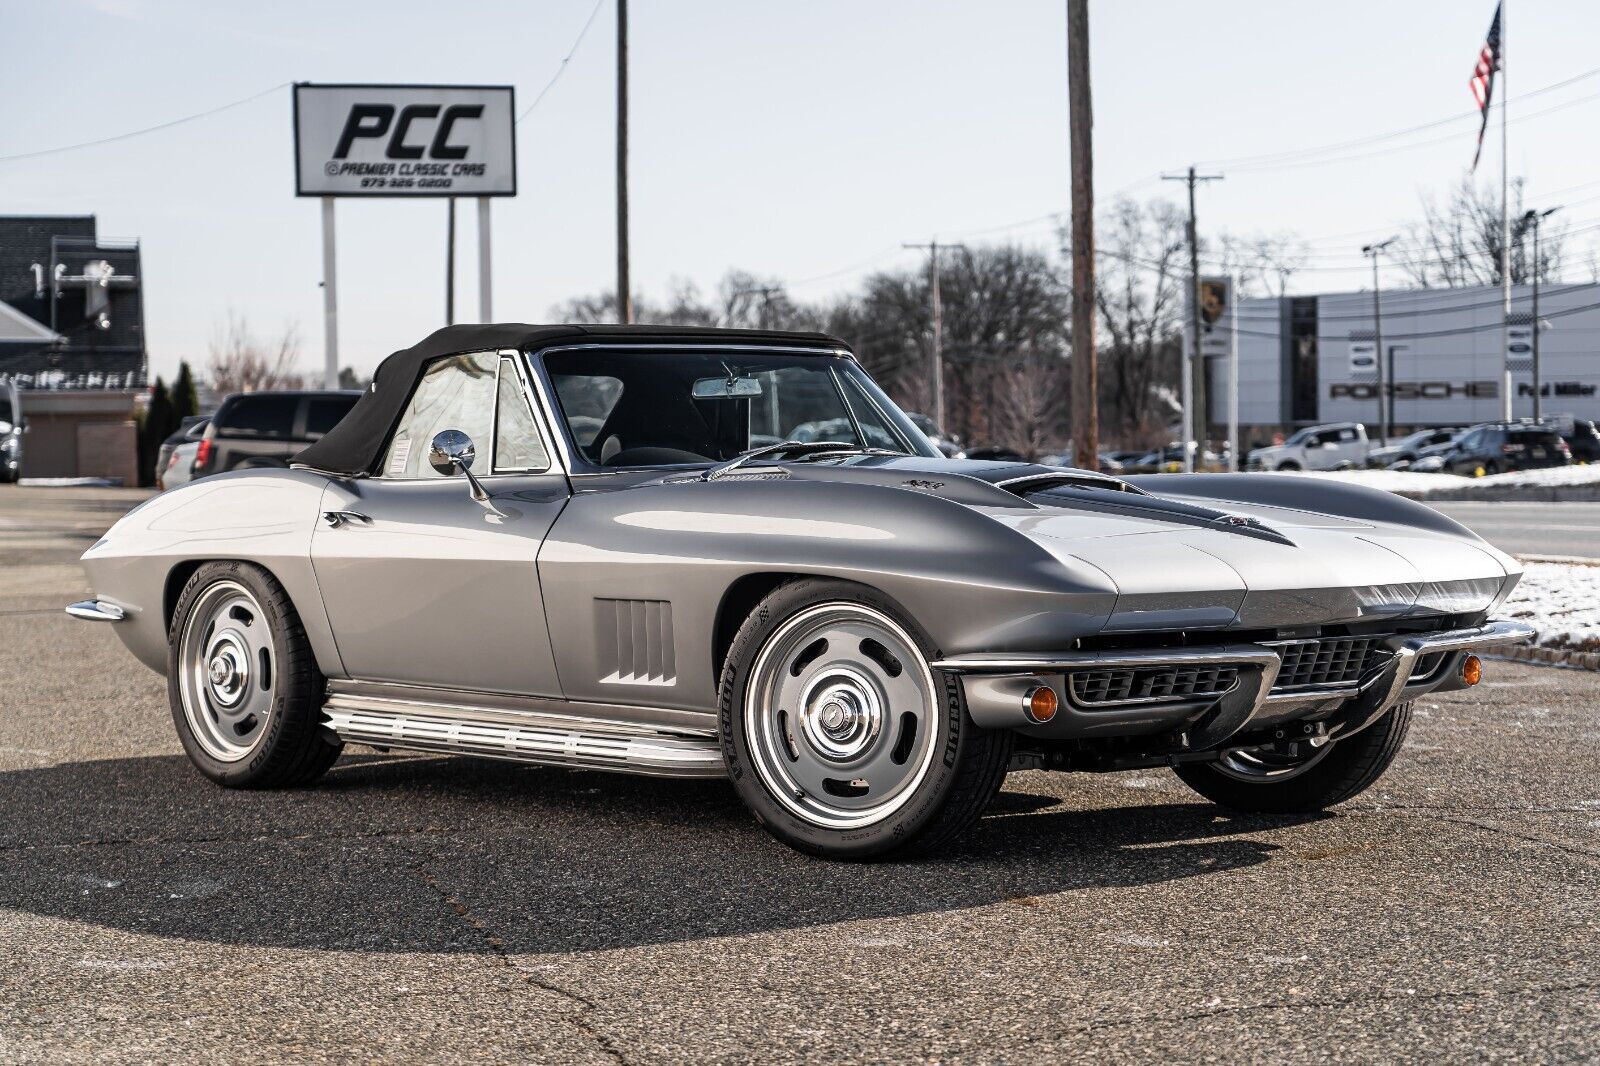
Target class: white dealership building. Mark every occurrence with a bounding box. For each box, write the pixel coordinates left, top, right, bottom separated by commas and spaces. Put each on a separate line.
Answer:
1209, 281, 1600, 440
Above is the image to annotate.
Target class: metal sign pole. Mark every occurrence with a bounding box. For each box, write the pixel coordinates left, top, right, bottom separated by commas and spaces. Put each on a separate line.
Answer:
320, 196, 338, 389
477, 197, 492, 322
1228, 277, 1239, 472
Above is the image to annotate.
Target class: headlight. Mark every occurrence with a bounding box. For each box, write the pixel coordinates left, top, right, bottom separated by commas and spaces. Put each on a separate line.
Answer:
0, 437, 15, 453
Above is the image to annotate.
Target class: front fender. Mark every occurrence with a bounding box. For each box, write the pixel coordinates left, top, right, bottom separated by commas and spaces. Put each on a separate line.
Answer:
539, 479, 1118, 713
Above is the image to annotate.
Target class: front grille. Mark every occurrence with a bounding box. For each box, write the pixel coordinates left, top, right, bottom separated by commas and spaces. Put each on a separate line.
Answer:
1269, 636, 1387, 691
1069, 665, 1240, 708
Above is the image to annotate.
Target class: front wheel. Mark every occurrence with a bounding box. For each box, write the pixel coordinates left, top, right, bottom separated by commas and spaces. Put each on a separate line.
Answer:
719, 579, 1011, 860
1276, 460, 1302, 471
168, 561, 341, 788
1173, 703, 1412, 813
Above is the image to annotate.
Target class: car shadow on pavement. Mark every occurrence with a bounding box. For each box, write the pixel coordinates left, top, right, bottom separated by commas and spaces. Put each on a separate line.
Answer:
0, 753, 1311, 955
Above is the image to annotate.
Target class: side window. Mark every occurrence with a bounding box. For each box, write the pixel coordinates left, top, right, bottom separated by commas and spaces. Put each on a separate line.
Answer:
1338, 427, 1357, 442
493, 358, 551, 473
381, 351, 498, 478
1458, 429, 1484, 450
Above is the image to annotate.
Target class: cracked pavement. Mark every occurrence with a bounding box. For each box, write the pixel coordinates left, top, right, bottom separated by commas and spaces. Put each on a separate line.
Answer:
2, 486, 1598, 1063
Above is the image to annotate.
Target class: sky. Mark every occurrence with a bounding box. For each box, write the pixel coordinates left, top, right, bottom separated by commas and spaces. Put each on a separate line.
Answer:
6, 0, 1600, 383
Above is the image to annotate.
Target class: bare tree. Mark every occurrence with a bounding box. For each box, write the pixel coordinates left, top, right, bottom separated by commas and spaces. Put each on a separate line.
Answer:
206, 314, 305, 394
991, 351, 1068, 460
1397, 177, 1567, 288
1085, 199, 1186, 444
1213, 231, 1309, 298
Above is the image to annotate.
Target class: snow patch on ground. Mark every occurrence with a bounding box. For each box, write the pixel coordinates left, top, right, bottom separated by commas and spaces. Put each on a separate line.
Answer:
1257, 465, 1600, 496
1503, 561, 1600, 653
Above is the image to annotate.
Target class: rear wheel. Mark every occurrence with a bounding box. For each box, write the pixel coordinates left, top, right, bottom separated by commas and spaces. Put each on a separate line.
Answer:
168, 561, 341, 788
1173, 703, 1412, 813
719, 579, 1011, 860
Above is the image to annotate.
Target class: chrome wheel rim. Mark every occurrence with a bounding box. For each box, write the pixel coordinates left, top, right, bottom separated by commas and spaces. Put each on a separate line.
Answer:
1215, 741, 1334, 783
178, 580, 274, 762
745, 603, 941, 830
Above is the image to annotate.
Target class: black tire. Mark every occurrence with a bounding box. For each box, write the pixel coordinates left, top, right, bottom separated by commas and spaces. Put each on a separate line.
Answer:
719, 578, 1012, 860
167, 561, 341, 788
1276, 460, 1302, 471
1173, 703, 1413, 813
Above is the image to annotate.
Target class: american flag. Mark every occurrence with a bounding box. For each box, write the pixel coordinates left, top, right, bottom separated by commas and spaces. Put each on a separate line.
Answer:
1470, 3, 1502, 170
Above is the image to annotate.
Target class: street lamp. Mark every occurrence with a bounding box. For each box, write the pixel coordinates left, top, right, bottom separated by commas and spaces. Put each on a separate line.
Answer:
1521, 206, 1561, 422
1361, 236, 1399, 445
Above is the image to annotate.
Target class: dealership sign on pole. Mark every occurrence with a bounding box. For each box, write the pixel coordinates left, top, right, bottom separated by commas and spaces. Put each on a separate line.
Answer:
293, 83, 516, 385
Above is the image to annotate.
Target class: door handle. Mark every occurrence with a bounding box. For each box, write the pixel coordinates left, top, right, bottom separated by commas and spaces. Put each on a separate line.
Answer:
322, 510, 372, 528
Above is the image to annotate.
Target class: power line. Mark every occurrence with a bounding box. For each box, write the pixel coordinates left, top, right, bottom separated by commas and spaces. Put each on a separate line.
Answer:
1225, 88, 1600, 175
0, 82, 288, 164
1197, 64, 1600, 170
517, 0, 607, 122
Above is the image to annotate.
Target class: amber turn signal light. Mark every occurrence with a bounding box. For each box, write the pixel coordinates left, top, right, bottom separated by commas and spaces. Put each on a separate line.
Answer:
1024, 685, 1059, 724
1460, 654, 1482, 687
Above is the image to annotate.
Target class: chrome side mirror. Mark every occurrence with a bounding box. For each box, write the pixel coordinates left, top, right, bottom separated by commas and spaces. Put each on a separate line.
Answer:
428, 429, 477, 476
428, 429, 504, 514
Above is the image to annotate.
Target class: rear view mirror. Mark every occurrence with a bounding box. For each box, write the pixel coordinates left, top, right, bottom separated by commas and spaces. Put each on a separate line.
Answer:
692, 376, 763, 399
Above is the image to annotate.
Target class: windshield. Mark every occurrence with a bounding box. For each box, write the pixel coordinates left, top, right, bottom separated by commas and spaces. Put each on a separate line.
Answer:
541, 349, 938, 468
1284, 429, 1312, 446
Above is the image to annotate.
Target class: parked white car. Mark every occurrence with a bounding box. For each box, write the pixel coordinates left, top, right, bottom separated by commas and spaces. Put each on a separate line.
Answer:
1249, 422, 1369, 471
159, 441, 201, 490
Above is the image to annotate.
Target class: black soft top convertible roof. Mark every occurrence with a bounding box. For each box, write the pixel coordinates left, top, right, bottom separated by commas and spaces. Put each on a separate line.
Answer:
293, 323, 849, 477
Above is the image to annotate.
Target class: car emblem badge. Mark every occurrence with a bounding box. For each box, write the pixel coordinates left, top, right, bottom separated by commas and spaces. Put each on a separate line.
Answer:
904, 479, 945, 491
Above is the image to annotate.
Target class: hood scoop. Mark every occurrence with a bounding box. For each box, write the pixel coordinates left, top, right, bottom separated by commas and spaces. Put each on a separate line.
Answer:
995, 470, 1147, 498
1024, 483, 1297, 547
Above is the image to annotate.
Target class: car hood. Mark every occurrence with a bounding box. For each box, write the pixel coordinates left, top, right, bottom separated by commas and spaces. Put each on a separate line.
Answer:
755, 457, 1517, 632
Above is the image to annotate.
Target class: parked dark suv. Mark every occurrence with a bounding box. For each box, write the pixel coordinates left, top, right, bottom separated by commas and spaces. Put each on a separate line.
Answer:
1442, 422, 1571, 476
193, 390, 360, 478
1564, 418, 1600, 463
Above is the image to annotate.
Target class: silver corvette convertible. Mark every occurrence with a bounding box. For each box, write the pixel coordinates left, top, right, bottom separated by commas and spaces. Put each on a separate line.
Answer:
70, 324, 1534, 859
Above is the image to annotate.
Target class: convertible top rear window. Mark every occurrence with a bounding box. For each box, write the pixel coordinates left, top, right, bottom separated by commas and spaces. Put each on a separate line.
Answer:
540, 349, 938, 468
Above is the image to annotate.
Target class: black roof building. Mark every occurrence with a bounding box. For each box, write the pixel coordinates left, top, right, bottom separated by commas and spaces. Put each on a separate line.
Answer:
0, 215, 146, 390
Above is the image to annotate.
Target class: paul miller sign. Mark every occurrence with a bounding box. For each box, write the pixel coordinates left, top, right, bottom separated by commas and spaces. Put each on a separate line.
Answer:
293, 83, 516, 198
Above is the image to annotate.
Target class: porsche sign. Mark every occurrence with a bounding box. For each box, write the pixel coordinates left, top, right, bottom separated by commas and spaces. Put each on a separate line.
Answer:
293, 83, 516, 197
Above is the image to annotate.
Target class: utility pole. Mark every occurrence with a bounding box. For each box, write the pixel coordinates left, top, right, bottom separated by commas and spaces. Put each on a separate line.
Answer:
445, 198, 456, 325
615, 0, 632, 324
1361, 236, 1398, 445
902, 241, 966, 433
1162, 166, 1222, 471
1524, 205, 1560, 422
731, 286, 782, 329
1066, 0, 1097, 471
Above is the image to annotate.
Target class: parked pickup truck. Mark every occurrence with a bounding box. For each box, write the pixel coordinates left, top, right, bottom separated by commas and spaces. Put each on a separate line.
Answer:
1248, 422, 1369, 471
191, 390, 360, 479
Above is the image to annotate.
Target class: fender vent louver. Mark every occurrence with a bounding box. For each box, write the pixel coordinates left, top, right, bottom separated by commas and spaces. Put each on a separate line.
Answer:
596, 598, 677, 687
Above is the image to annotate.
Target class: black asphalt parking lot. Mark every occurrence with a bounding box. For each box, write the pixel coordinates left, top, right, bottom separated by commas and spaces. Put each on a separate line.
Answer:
2, 487, 1598, 1063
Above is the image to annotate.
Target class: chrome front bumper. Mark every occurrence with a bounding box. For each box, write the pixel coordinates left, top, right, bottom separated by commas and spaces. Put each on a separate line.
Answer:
934, 619, 1536, 749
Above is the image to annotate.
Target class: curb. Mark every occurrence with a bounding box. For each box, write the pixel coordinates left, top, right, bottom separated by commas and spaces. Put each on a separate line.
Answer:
1488, 643, 1600, 672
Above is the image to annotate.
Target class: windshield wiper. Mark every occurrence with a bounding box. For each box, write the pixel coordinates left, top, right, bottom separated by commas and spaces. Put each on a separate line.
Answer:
702, 441, 902, 481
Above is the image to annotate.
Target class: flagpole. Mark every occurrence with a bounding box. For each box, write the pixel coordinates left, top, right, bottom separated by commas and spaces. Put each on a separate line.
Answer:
1500, 0, 1513, 420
